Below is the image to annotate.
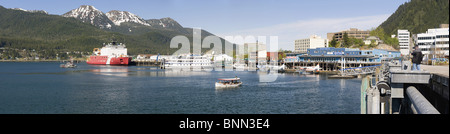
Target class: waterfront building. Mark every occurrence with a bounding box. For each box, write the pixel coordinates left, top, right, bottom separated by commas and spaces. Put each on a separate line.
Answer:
294, 35, 328, 53
245, 43, 267, 64
299, 47, 400, 63
284, 56, 298, 63
267, 52, 285, 62
149, 55, 173, 62
327, 28, 370, 42
364, 36, 382, 45
413, 27, 449, 58
361, 49, 401, 60
137, 54, 155, 60
398, 29, 411, 56
135, 54, 173, 62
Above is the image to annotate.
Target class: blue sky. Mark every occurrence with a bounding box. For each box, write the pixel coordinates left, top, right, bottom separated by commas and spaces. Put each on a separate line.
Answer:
0, 0, 409, 50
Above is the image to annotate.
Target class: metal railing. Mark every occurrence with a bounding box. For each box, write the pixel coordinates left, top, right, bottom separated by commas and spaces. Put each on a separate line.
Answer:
405, 86, 440, 114
340, 64, 382, 76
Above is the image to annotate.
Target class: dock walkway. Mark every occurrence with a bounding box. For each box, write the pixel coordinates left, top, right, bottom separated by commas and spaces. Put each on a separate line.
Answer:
421, 65, 449, 78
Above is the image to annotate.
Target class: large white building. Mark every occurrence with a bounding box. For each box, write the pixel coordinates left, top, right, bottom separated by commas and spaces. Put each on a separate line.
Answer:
414, 28, 449, 58
294, 35, 328, 53
397, 29, 411, 56
245, 42, 267, 63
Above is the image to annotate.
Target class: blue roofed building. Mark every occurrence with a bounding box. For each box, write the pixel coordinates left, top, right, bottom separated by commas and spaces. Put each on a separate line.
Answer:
291, 47, 400, 63
361, 49, 401, 61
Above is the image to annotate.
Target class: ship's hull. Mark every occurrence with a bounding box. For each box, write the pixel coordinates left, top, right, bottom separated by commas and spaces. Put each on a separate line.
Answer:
87, 56, 131, 65
215, 82, 242, 89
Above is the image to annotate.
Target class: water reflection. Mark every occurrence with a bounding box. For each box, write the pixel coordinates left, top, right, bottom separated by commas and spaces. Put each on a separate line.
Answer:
90, 68, 130, 77
133, 69, 213, 77
215, 87, 239, 94
340, 79, 346, 90
163, 70, 212, 77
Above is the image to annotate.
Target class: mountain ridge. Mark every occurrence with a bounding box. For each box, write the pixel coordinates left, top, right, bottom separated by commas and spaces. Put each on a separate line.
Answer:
106, 10, 150, 26
62, 5, 113, 29
0, 5, 232, 60
378, 0, 449, 35
63, 5, 185, 34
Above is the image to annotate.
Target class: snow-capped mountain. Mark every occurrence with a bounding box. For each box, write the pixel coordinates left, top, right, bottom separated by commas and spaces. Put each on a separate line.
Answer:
62, 5, 113, 29
61, 5, 187, 33
106, 10, 150, 26
11, 8, 48, 14
146, 17, 183, 30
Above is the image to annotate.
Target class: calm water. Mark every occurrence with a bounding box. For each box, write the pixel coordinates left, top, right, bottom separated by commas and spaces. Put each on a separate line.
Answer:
0, 62, 361, 114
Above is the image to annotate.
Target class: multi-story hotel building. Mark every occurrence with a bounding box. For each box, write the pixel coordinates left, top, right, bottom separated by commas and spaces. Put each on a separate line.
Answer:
398, 29, 411, 56
294, 35, 328, 53
327, 28, 370, 42
414, 27, 449, 58
245, 42, 267, 64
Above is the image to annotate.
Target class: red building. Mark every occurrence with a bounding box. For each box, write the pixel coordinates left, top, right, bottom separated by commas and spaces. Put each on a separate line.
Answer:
266, 52, 285, 61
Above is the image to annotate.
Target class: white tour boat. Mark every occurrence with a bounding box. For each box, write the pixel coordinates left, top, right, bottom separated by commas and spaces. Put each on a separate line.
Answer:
164, 55, 213, 70
215, 77, 243, 88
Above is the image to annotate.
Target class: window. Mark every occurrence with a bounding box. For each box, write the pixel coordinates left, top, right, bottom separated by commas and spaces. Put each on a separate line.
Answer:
436, 41, 449, 45
436, 35, 449, 38
418, 36, 435, 40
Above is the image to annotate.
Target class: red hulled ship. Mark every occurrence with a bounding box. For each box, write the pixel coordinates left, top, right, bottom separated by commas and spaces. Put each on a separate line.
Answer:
86, 41, 131, 65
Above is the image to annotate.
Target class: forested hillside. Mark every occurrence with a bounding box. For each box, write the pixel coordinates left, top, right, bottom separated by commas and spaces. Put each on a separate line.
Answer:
379, 0, 449, 35
0, 6, 229, 60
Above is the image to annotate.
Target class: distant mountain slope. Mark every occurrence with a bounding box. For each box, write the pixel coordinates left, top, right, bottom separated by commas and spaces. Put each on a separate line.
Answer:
63, 5, 191, 35
106, 10, 150, 26
62, 5, 113, 29
11, 8, 48, 14
1, 6, 105, 40
378, 0, 449, 35
146, 17, 185, 32
0, 5, 232, 56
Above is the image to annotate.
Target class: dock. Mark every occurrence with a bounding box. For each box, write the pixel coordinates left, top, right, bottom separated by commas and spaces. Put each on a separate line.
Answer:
284, 61, 381, 72
421, 65, 449, 78
361, 61, 448, 114
328, 75, 356, 79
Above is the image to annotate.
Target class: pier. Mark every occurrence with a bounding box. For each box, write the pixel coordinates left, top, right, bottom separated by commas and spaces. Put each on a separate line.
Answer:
361, 60, 448, 114
284, 61, 381, 73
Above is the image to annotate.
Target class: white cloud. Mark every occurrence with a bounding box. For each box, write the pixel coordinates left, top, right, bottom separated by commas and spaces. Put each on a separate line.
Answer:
217, 14, 390, 51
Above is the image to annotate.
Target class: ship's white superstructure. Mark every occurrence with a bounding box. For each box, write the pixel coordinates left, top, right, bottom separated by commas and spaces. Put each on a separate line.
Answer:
164, 55, 213, 70
93, 42, 128, 57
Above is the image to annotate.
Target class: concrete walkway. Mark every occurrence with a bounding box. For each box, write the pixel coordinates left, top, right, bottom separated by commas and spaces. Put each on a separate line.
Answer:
421, 65, 449, 78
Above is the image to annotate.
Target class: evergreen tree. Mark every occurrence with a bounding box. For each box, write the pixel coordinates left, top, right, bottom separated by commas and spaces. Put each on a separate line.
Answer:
329, 35, 337, 47
378, 0, 449, 35
342, 32, 350, 48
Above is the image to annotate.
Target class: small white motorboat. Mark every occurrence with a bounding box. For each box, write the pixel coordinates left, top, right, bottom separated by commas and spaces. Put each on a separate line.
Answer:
60, 59, 77, 68
215, 77, 243, 88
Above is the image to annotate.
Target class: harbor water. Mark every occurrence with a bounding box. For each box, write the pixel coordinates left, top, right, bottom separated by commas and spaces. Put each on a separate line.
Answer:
0, 62, 361, 114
